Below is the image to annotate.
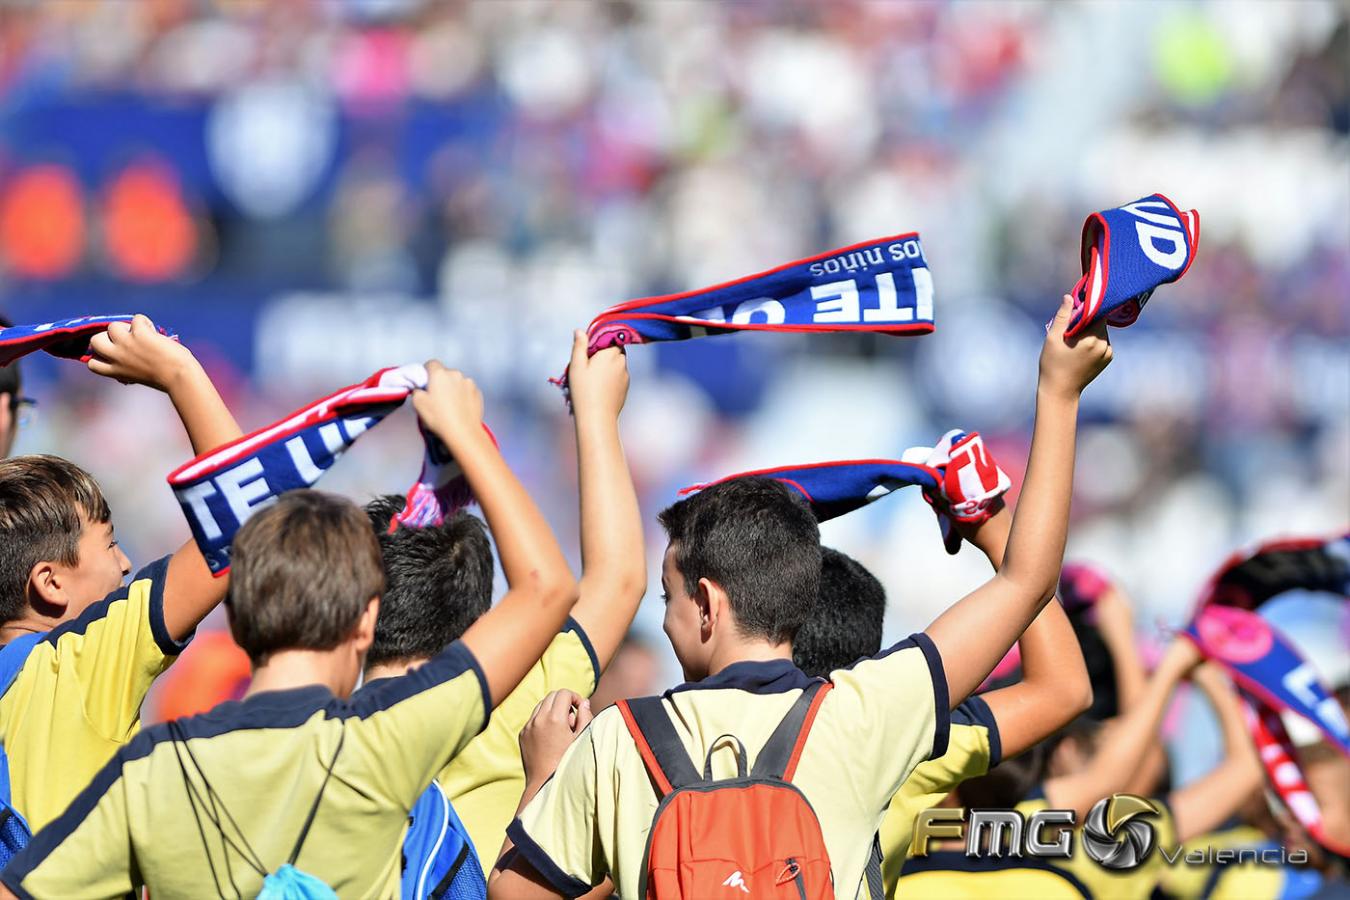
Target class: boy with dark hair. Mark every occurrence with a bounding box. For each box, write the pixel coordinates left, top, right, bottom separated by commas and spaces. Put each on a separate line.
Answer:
789, 547, 886, 678
0, 315, 241, 846
359, 335, 645, 886
782, 505, 1091, 898
492, 296, 1114, 899
362, 498, 494, 670
0, 364, 581, 896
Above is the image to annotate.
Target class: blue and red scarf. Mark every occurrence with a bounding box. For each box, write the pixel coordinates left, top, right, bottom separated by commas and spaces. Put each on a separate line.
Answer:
168, 365, 486, 575
681, 430, 1010, 555
556, 233, 935, 393
1184, 533, 1350, 855
1065, 193, 1200, 339
0, 314, 174, 367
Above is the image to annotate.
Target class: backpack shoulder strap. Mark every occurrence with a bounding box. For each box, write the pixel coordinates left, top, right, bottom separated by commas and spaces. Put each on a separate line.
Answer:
864, 833, 885, 900
751, 680, 831, 781
616, 697, 700, 796
0, 633, 45, 699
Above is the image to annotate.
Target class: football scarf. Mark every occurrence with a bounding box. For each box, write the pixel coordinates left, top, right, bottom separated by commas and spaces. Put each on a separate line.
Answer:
167, 365, 483, 575
0, 315, 175, 367
1184, 533, 1350, 855
1065, 193, 1200, 339
680, 430, 1010, 555
555, 233, 935, 393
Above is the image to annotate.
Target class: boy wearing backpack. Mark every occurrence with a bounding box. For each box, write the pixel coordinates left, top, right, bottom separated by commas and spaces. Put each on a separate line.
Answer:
796, 536, 1092, 898
0, 365, 580, 898
359, 337, 645, 895
0, 315, 241, 857
490, 297, 1113, 899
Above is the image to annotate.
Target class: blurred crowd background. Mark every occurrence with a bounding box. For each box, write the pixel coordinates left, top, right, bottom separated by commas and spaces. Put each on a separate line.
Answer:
0, 0, 1346, 753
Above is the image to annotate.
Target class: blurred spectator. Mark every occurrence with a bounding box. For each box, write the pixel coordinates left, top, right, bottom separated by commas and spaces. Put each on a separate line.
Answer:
0, 2, 1343, 753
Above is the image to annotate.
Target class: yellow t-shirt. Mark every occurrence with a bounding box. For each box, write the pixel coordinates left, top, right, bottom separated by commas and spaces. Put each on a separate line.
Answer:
1019, 795, 1178, 900
0, 557, 182, 834
1, 640, 488, 898
511, 634, 950, 899
895, 849, 1091, 899
879, 696, 1000, 897
438, 619, 599, 873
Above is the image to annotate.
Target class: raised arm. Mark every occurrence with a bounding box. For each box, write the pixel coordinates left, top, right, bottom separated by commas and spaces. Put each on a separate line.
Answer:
925, 295, 1112, 705
1092, 582, 1170, 795
566, 333, 646, 671
414, 363, 579, 707
1045, 637, 1201, 819
1168, 663, 1265, 843
86, 314, 243, 642
958, 505, 1093, 757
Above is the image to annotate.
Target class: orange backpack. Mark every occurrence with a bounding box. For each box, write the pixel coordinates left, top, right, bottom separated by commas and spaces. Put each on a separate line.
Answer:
617, 681, 834, 899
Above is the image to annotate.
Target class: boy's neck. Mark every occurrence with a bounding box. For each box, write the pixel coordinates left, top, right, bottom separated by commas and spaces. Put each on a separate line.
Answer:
705, 637, 794, 678
245, 648, 361, 700
363, 657, 427, 683
0, 616, 59, 643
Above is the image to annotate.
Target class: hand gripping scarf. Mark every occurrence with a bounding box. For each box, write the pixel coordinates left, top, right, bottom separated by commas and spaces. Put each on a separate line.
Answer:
167, 365, 488, 575
1064, 193, 1200, 340
680, 430, 1010, 555
554, 233, 935, 395
0, 314, 175, 367
1182, 533, 1350, 855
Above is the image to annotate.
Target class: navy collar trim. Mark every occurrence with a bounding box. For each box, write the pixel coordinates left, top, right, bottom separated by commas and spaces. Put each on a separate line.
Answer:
667, 658, 820, 697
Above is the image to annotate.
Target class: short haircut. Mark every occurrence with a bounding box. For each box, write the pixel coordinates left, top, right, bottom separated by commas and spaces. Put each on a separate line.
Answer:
228, 490, 385, 666
362, 494, 493, 669
658, 477, 821, 645
792, 547, 886, 677
0, 455, 111, 623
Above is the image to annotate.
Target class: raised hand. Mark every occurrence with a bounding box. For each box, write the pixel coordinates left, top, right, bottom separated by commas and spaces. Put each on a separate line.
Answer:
566, 330, 629, 423
411, 361, 486, 449
86, 314, 196, 391
1040, 294, 1113, 399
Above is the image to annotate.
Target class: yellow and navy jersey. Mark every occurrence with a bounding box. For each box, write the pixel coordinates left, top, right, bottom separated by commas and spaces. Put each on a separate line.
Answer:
511, 633, 950, 899
896, 849, 1091, 899
429, 618, 599, 874
1019, 795, 1178, 900
0, 557, 183, 835
1, 640, 488, 898
879, 695, 1001, 897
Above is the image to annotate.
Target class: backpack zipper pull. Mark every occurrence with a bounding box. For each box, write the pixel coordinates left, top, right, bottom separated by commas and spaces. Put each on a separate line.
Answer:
775, 858, 801, 885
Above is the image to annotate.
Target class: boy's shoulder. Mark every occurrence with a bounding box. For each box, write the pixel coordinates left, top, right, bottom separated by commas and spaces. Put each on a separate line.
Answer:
126, 685, 341, 762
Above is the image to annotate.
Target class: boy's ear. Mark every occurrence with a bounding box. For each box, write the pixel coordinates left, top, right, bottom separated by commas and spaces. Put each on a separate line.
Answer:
696, 577, 722, 640
352, 596, 380, 653
27, 561, 68, 616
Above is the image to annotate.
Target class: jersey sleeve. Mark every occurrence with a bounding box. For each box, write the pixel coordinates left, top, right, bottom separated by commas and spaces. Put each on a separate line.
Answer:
879, 697, 1000, 893
437, 619, 600, 868
345, 640, 490, 807
44, 556, 182, 742
820, 633, 951, 806
903, 697, 1000, 797
1, 744, 136, 897
506, 715, 607, 899
453, 618, 599, 786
